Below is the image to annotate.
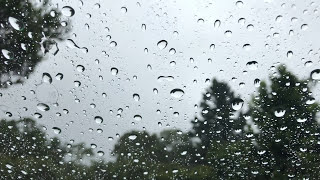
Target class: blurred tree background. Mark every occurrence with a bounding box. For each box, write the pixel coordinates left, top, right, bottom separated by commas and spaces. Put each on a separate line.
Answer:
0, 0, 69, 88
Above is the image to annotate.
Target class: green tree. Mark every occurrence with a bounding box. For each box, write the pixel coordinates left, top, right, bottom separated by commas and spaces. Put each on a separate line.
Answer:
242, 65, 320, 179
0, 0, 69, 88
190, 78, 246, 165
0, 118, 93, 179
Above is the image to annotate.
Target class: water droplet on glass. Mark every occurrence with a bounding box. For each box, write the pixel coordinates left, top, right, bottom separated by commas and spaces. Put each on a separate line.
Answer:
97, 151, 105, 156
236, 1, 244, 7
133, 94, 140, 101
55, 73, 63, 80
275, 15, 283, 22
246, 61, 258, 70
37, 103, 50, 112
225, 30, 232, 37
311, 69, 320, 80
110, 41, 117, 47
297, 118, 307, 123
306, 98, 315, 104
214, 20, 221, 28
287, 51, 293, 58
128, 135, 137, 140
74, 81, 81, 87
1, 49, 13, 59
254, 79, 261, 87
76, 65, 85, 72
8, 17, 24, 30
232, 98, 244, 110
141, 24, 146, 31
170, 89, 184, 98
238, 18, 246, 25
42, 73, 52, 84
62, 6, 75, 17
210, 44, 215, 51
153, 88, 158, 94
121, 7, 127, 13
274, 109, 286, 117
52, 127, 61, 134
197, 18, 204, 24
169, 48, 176, 55
95, 116, 103, 124
111, 67, 118, 75
301, 24, 308, 30
157, 40, 168, 50
134, 115, 142, 121
243, 44, 251, 51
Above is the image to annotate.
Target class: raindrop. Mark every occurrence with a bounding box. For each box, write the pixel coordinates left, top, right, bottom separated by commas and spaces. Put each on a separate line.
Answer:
274, 109, 286, 117
128, 135, 137, 140
134, 115, 142, 121
74, 81, 81, 87
1, 49, 13, 59
110, 41, 117, 47
169, 48, 176, 55
42, 73, 52, 84
301, 24, 308, 30
97, 151, 105, 156
153, 88, 158, 94
247, 24, 254, 31
52, 127, 61, 134
246, 61, 258, 70
66, 39, 79, 49
197, 18, 204, 24
121, 7, 127, 13
157, 40, 168, 50
62, 6, 75, 17
76, 65, 85, 72
236, 1, 244, 7
232, 98, 244, 110
95, 116, 103, 124
254, 79, 261, 87
297, 118, 307, 123
111, 67, 118, 75
210, 44, 215, 51
141, 24, 146, 31
275, 15, 283, 22
306, 98, 315, 104
55, 73, 63, 80
287, 51, 293, 58
133, 94, 140, 101
243, 44, 251, 51
238, 18, 246, 25
37, 103, 50, 112
225, 30, 232, 37
170, 89, 184, 98
311, 69, 320, 80
8, 17, 24, 30
214, 20, 221, 28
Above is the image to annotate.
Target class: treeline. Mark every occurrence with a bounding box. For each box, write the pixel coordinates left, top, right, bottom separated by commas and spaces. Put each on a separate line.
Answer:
1, 65, 320, 179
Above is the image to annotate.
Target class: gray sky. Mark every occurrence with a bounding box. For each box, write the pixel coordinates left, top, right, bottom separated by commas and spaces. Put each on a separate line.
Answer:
1, 0, 320, 160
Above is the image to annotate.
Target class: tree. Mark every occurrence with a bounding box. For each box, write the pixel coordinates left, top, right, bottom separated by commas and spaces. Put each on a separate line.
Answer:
241, 65, 320, 179
0, 118, 93, 179
190, 78, 246, 165
0, 0, 69, 88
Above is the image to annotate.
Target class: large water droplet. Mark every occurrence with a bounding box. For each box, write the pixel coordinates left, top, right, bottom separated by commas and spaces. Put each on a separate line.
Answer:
232, 98, 244, 110
52, 127, 61, 134
8, 17, 24, 30
214, 20, 221, 28
287, 51, 293, 59
157, 40, 168, 50
111, 67, 118, 75
246, 61, 258, 70
95, 116, 103, 124
134, 115, 142, 121
128, 135, 137, 140
274, 109, 286, 117
55, 73, 63, 80
1, 49, 13, 59
62, 6, 75, 17
301, 24, 308, 30
37, 103, 50, 112
170, 89, 184, 98
311, 69, 320, 80
297, 118, 307, 123
133, 94, 140, 101
42, 73, 52, 84
76, 65, 85, 72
